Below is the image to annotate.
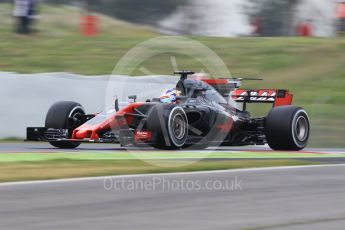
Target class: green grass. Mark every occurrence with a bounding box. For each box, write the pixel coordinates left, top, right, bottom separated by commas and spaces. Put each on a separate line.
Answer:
0, 150, 328, 182
0, 159, 317, 182
1, 4, 345, 147
0, 151, 344, 162
0, 150, 340, 182
0, 4, 158, 74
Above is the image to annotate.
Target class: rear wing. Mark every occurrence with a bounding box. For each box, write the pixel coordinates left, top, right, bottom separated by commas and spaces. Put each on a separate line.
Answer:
231, 89, 293, 107
201, 78, 293, 108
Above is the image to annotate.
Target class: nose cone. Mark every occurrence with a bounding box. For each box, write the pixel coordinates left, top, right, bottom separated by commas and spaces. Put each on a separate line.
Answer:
74, 129, 92, 139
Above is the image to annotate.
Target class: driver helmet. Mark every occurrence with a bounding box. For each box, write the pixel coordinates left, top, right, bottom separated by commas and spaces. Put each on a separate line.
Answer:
160, 88, 180, 103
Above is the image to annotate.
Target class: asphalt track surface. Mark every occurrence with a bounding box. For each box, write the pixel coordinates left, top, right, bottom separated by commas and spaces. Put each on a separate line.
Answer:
1, 165, 345, 230
1, 142, 345, 154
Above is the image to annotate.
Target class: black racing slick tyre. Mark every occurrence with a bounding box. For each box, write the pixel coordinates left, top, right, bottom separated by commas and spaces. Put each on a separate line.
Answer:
146, 104, 188, 150
45, 101, 85, 149
265, 106, 310, 151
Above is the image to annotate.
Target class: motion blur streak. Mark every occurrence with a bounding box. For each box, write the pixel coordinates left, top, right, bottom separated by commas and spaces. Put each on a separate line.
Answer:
159, 0, 252, 36
159, 0, 339, 37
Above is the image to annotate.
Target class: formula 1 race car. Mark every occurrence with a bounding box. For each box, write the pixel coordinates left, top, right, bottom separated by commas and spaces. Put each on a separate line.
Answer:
27, 71, 310, 150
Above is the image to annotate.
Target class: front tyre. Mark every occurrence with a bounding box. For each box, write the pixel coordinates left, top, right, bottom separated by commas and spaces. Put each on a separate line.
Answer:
45, 101, 85, 149
265, 106, 310, 151
146, 104, 188, 150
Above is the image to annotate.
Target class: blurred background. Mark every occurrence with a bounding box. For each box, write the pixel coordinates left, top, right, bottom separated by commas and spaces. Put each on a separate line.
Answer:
2, 0, 342, 37
0, 0, 344, 147
0, 0, 345, 37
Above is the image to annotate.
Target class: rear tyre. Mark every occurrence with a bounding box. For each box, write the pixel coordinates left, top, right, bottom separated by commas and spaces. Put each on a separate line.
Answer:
45, 101, 85, 149
146, 104, 188, 150
265, 106, 310, 151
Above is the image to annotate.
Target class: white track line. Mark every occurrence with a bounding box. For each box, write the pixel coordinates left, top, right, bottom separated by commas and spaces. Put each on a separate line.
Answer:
1, 164, 345, 187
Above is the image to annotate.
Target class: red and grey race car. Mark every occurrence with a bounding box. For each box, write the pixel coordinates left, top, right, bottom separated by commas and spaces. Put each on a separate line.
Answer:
27, 71, 310, 150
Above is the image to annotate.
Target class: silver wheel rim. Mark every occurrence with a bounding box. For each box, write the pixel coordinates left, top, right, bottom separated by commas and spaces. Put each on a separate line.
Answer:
168, 107, 188, 147
172, 114, 186, 140
294, 116, 308, 142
